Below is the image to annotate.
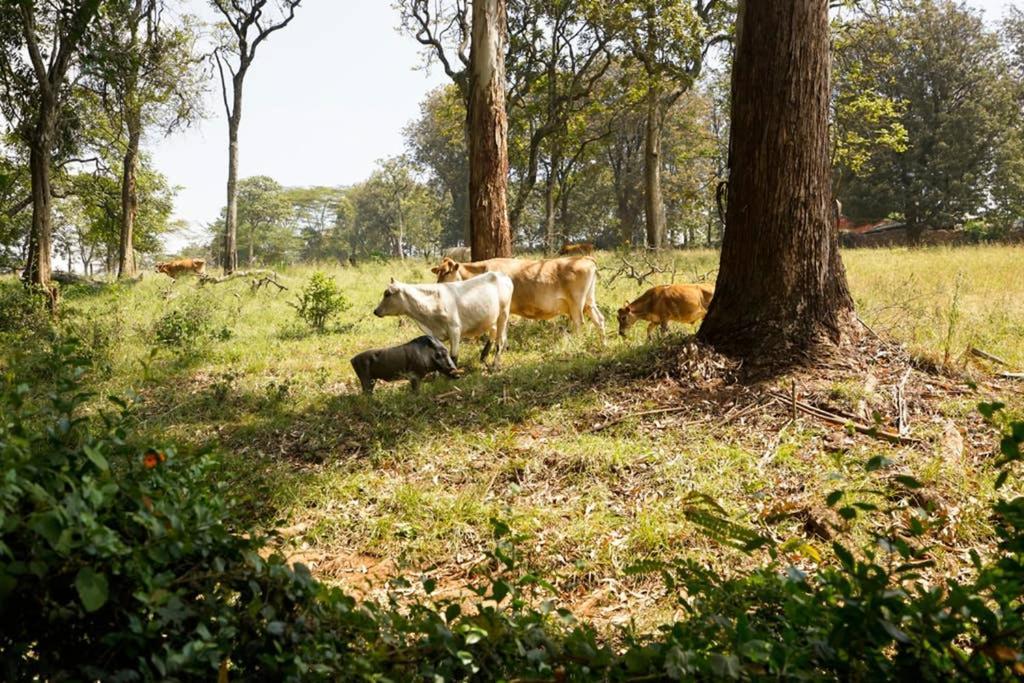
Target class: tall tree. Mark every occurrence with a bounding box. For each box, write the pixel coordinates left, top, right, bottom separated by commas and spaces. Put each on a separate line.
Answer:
89, 0, 202, 279
836, 1, 1016, 236
467, 0, 513, 259
0, 0, 102, 297
211, 0, 302, 274
610, 0, 729, 249
698, 0, 855, 359
503, 0, 612, 244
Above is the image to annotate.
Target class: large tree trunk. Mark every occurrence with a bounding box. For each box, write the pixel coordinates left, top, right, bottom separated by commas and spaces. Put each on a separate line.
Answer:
118, 116, 141, 279
643, 86, 667, 250
698, 0, 855, 359
224, 77, 243, 274
468, 0, 512, 261
26, 112, 55, 292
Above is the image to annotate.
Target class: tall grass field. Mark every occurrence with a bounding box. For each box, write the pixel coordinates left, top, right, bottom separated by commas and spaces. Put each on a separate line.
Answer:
3, 244, 1022, 623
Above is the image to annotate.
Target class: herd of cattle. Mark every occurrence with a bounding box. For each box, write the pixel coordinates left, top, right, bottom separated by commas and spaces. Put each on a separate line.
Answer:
154, 248, 716, 395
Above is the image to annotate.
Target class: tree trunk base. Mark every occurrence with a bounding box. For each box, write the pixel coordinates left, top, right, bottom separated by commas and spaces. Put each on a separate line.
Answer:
698, 308, 861, 379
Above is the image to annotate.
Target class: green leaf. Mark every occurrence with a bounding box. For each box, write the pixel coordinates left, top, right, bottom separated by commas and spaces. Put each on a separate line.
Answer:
894, 475, 924, 489
75, 567, 109, 612
978, 402, 1004, 419
838, 506, 857, 521
865, 455, 888, 471
83, 444, 109, 472
826, 490, 844, 507
833, 542, 855, 569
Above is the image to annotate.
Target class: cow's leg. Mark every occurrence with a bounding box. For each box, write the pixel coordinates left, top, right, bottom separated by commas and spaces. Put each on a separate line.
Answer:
480, 338, 492, 362
491, 308, 510, 369
568, 304, 584, 333
448, 328, 461, 366
646, 322, 659, 339
660, 321, 669, 336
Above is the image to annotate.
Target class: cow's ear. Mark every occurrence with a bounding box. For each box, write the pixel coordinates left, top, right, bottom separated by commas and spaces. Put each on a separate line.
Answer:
430, 266, 440, 274
389, 277, 395, 284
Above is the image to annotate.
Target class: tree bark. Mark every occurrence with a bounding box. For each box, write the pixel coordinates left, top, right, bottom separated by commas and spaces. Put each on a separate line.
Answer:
643, 85, 667, 250
26, 111, 55, 291
118, 115, 141, 278
468, 0, 512, 260
224, 75, 244, 274
698, 0, 855, 360
544, 144, 561, 254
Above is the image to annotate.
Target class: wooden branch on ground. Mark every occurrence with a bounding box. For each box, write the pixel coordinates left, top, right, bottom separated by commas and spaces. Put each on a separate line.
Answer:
970, 347, 1010, 366
606, 251, 675, 286
198, 269, 286, 292
894, 368, 911, 437
998, 372, 1024, 380
767, 390, 920, 446
590, 405, 690, 432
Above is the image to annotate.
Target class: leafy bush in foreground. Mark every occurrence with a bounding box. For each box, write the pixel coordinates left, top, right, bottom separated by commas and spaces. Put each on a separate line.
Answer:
290, 272, 350, 331
0, 340, 1021, 680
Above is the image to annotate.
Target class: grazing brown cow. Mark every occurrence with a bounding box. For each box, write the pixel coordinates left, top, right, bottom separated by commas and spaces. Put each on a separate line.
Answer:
559, 242, 594, 256
617, 283, 714, 338
431, 256, 604, 333
155, 258, 206, 279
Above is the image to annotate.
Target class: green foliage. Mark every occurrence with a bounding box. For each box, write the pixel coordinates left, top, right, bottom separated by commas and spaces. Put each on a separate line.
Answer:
290, 272, 350, 331
2, 346, 1022, 680
0, 282, 49, 336
152, 293, 229, 351
836, 1, 1020, 228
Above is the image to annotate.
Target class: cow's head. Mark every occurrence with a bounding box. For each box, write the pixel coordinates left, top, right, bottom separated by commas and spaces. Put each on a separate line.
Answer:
616, 303, 638, 337
430, 257, 461, 283
373, 279, 405, 317
155, 262, 168, 274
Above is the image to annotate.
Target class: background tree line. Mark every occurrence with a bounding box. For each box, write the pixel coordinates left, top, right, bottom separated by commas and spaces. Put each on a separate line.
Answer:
1, 0, 1022, 279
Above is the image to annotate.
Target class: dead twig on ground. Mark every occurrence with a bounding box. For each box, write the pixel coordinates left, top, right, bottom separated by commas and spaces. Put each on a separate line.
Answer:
590, 405, 691, 432
894, 368, 911, 437
199, 269, 285, 292
969, 346, 1010, 367
767, 390, 920, 446
606, 251, 677, 286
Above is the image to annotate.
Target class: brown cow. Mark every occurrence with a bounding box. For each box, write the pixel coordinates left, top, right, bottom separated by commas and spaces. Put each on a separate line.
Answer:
559, 242, 594, 256
155, 258, 206, 279
617, 283, 714, 338
431, 256, 604, 333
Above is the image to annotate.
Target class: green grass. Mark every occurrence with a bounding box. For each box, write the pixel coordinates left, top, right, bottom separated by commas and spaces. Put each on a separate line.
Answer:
6, 244, 1023, 618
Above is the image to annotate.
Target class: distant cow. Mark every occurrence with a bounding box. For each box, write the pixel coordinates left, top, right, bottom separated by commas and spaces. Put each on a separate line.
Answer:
351, 336, 459, 394
431, 256, 604, 333
155, 258, 206, 279
617, 283, 714, 338
559, 242, 594, 256
444, 246, 472, 262
373, 272, 514, 368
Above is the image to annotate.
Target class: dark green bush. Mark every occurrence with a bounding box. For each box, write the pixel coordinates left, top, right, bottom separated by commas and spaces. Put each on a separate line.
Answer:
290, 272, 350, 331
0, 281, 49, 336
152, 294, 230, 351
1, 340, 1021, 680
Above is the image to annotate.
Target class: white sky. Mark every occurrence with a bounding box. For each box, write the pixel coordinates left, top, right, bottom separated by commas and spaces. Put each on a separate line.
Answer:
152, 0, 1017, 251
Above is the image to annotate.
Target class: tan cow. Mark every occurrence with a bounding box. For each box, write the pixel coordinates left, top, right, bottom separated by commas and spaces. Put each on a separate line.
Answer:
431, 256, 604, 333
155, 258, 206, 279
617, 283, 714, 338
559, 242, 594, 256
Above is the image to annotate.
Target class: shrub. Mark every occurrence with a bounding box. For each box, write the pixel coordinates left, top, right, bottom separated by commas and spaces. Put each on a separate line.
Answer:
290, 272, 350, 331
1, 340, 1021, 680
152, 293, 229, 351
0, 282, 49, 335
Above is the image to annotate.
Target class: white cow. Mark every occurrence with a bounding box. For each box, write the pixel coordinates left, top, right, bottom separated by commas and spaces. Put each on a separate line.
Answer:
372, 272, 514, 368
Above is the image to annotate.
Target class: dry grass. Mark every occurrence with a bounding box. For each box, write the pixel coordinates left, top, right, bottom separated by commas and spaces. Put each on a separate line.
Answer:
16, 243, 1022, 624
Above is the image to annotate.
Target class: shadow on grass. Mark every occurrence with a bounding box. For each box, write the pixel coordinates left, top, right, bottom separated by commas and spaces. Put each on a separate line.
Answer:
129, 323, 667, 520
